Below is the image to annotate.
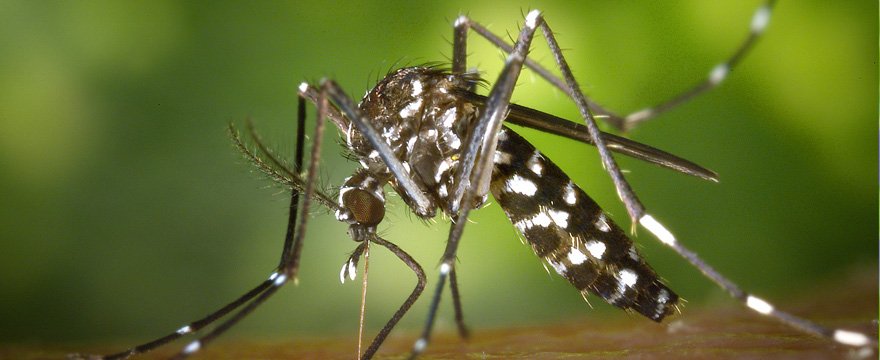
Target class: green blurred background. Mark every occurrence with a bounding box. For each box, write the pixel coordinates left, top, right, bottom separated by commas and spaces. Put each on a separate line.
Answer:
1, 0, 876, 348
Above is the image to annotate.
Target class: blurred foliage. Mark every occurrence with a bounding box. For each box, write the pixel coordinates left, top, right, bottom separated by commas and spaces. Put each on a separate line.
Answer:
0, 0, 876, 348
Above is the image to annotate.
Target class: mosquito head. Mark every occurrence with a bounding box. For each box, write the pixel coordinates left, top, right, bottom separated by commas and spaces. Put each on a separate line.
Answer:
342, 188, 385, 228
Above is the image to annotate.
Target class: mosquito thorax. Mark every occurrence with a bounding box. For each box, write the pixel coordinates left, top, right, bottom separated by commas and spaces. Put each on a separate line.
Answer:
347, 66, 485, 218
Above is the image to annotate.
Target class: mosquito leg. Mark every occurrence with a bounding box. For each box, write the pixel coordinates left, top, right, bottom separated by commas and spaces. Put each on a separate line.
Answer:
449, 13, 475, 342
621, 0, 777, 131
65, 280, 276, 360
448, 267, 470, 339
68, 95, 316, 360
536, 17, 647, 229
640, 216, 878, 350
411, 11, 543, 358
169, 277, 284, 360
169, 86, 330, 359
457, 16, 617, 123
459, 1, 776, 132
280, 96, 307, 265
281, 83, 328, 282
452, 14, 468, 75
360, 235, 426, 360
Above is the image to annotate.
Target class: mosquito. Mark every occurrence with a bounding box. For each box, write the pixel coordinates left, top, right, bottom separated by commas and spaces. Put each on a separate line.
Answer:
70, 1, 877, 359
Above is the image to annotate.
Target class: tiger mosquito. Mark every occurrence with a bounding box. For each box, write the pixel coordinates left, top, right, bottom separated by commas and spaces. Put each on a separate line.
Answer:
70, 1, 877, 359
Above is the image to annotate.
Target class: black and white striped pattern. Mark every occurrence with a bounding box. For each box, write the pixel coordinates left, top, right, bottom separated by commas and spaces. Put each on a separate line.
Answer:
490, 127, 677, 321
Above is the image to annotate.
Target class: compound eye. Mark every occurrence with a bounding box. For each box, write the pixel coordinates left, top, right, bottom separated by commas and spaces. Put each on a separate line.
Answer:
342, 188, 385, 227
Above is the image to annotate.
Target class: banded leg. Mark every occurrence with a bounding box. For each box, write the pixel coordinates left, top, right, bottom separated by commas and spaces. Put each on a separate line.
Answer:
168, 83, 332, 359
456, 1, 777, 132
636, 214, 878, 350
67, 95, 314, 360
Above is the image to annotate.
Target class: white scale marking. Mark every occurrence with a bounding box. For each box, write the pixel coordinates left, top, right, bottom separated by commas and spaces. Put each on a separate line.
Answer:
833, 329, 871, 347
448, 135, 461, 150
529, 212, 552, 227
515, 211, 552, 232
273, 273, 288, 286
656, 289, 670, 305
751, 5, 771, 34
619, 269, 638, 288
640, 214, 677, 245
567, 248, 587, 265
337, 186, 352, 203
709, 63, 729, 85
339, 262, 348, 284
745, 295, 774, 315
494, 150, 513, 165
441, 107, 457, 127
626, 108, 654, 123
381, 126, 399, 141
398, 98, 423, 118
414, 338, 427, 352
506, 175, 537, 196
548, 209, 569, 228
525, 10, 541, 29
527, 152, 543, 175
595, 213, 611, 232
297, 82, 309, 93
585, 240, 606, 259
563, 182, 577, 205
176, 325, 192, 335
435, 159, 452, 182
655, 289, 670, 318
439, 262, 451, 275
406, 135, 417, 153
411, 79, 423, 97
345, 122, 355, 146
547, 259, 567, 275
182, 340, 201, 354
627, 246, 639, 261
609, 269, 638, 303
454, 15, 467, 27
